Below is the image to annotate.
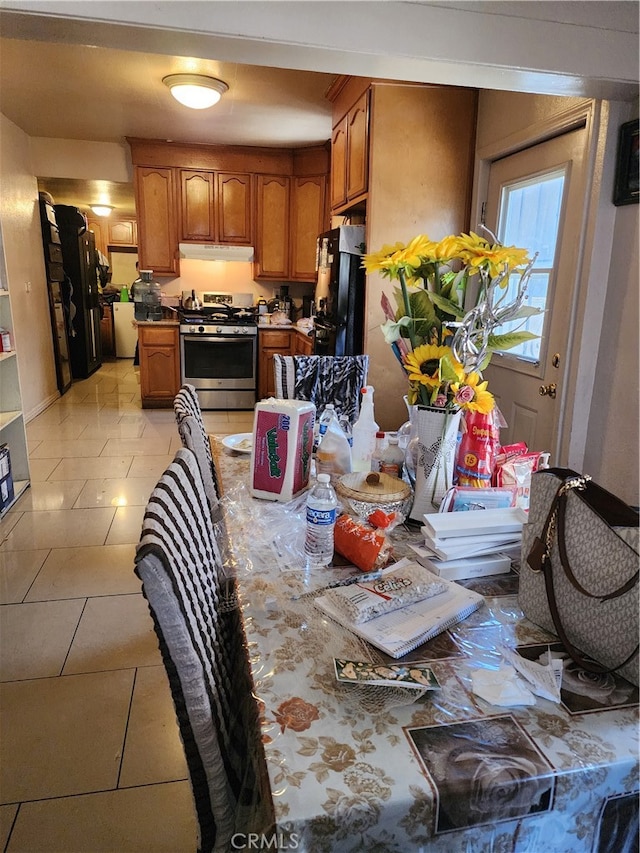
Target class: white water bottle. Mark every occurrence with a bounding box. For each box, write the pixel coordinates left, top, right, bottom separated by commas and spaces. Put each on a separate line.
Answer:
304, 474, 339, 567
314, 403, 336, 452
351, 386, 379, 472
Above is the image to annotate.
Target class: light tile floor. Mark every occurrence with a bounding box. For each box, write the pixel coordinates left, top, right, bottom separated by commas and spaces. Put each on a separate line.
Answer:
0, 359, 255, 852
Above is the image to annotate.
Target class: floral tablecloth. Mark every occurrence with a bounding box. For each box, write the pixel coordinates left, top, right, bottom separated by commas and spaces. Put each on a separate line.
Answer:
212, 438, 639, 853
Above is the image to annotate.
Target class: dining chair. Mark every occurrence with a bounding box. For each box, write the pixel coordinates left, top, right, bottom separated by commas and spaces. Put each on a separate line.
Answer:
273, 353, 369, 424
174, 384, 221, 500
135, 447, 272, 853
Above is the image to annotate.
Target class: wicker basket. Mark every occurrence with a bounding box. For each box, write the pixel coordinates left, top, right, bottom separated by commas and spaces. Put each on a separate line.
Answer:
335, 472, 412, 521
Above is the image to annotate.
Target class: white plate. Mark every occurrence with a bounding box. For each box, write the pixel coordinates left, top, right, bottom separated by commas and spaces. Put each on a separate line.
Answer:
221, 432, 253, 454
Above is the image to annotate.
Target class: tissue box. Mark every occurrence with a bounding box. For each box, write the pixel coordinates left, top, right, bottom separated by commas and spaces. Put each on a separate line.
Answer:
251, 399, 315, 501
0, 444, 14, 512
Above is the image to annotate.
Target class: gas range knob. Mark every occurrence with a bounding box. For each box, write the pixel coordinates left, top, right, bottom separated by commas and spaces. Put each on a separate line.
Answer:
198, 325, 205, 333
241, 327, 249, 334
216, 327, 223, 334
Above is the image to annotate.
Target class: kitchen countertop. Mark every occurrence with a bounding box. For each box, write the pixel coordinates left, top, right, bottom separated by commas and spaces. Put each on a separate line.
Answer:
134, 318, 180, 326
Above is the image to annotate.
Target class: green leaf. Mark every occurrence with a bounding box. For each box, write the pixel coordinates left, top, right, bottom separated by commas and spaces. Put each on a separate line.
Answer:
429, 292, 465, 319
509, 305, 544, 320
488, 331, 539, 351
440, 353, 461, 382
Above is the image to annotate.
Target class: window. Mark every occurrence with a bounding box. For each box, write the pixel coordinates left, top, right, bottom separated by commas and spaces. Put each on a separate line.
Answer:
495, 168, 566, 362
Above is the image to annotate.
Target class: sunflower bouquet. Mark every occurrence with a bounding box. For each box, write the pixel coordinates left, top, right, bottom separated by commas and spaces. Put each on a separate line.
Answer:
362, 230, 538, 414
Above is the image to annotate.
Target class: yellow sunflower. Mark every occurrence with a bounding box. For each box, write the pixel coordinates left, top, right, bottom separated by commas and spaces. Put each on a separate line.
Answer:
450, 372, 495, 414
404, 344, 461, 388
457, 231, 530, 279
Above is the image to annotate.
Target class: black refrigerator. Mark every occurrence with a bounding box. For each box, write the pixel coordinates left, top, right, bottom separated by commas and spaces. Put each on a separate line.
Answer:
314, 225, 366, 356
54, 205, 102, 379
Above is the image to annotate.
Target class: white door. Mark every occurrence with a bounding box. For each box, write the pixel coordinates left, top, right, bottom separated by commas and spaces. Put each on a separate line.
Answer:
113, 302, 138, 358
483, 127, 588, 458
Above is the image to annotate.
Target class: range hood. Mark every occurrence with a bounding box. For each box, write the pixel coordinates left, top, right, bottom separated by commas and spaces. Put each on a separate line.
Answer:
179, 243, 254, 262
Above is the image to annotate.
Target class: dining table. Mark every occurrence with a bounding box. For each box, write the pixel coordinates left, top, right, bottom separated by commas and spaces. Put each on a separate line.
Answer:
212, 435, 639, 853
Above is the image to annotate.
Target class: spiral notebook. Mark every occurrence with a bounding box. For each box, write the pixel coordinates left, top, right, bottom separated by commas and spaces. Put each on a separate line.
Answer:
314, 563, 484, 658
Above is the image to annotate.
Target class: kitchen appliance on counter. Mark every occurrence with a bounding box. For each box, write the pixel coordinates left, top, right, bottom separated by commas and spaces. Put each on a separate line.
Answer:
54, 204, 102, 378
314, 225, 366, 356
179, 291, 257, 410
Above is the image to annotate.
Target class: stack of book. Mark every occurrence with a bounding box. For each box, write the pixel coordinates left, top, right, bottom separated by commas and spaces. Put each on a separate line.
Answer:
410, 507, 527, 581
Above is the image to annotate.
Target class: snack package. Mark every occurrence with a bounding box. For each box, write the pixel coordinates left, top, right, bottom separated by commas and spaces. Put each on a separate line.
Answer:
324, 565, 447, 623
440, 485, 517, 512
454, 409, 502, 487
494, 451, 550, 510
333, 514, 393, 573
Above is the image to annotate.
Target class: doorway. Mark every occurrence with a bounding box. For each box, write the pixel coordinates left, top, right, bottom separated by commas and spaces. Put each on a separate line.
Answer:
483, 126, 589, 459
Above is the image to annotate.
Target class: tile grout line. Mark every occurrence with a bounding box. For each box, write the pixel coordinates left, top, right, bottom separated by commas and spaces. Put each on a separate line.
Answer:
2, 801, 20, 853
57, 597, 89, 677
19, 549, 52, 603
115, 667, 139, 790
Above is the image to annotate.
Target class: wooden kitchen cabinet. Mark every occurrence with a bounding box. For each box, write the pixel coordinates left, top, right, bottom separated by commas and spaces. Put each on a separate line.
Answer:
88, 218, 137, 255
258, 328, 293, 399
180, 170, 252, 244
138, 323, 181, 407
289, 175, 326, 281
254, 175, 290, 280
129, 139, 328, 283
255, 174, 326, 283
108, 219, 137, 246
330, 90, 369, 211
134, 166, 178, 275
100, 303, 115, 358
293, 328, 314, 356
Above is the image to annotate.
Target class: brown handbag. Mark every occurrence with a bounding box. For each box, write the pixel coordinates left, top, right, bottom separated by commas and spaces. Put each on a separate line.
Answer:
519, 468, 639, 686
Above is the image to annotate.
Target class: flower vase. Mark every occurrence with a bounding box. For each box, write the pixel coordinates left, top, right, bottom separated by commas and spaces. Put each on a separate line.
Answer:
406, 405, 462, 519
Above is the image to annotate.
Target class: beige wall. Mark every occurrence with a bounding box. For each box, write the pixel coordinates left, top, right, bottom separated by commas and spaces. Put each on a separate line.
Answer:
475, 91, 592, 150
29, 138, 132, 182
584, 201, 639, 504
366, 84, 477, 430
0, 114, 58, 418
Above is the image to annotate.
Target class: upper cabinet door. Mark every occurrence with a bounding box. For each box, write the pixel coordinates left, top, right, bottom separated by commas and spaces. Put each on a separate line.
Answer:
108, 220, 137, 246
134, 166, 178, 275
180, 170, 215, 241
331, 117, 348, 210
217, 172, 252, 244
290, 175, 326, 282
346, 91, 369, 201
255, 175, 290, 280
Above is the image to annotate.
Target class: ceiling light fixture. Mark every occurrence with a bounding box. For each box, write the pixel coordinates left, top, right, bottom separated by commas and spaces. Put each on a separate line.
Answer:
90, 204, 114, 217
162, 74, 229, 110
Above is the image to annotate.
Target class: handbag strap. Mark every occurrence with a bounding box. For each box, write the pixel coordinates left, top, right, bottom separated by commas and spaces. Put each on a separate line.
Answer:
541, 546, 639, 675
528, 472, 639, 674
556, 493, 639, 600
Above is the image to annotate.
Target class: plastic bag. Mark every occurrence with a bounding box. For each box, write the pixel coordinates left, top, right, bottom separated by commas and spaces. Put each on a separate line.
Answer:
316, 417, 352, 482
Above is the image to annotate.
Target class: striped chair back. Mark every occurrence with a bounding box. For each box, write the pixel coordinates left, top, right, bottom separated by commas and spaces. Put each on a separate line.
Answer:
174, 384, 221, 500
135, 448, 271, 853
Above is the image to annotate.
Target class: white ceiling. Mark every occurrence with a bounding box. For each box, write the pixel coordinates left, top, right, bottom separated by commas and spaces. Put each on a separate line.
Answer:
1, 2, 637, 217
0, 38, 336, 147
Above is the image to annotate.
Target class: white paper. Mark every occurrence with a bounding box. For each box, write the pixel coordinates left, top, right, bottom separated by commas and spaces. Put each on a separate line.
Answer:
503, 647, 561, 703
470, 665, 536, 707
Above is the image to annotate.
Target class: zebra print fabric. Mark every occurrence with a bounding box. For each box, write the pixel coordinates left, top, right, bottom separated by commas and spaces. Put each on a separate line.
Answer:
272, 354, 369, 424
135, 449, 270, 852
293, 354, 370, 424
173, 384, 221, 499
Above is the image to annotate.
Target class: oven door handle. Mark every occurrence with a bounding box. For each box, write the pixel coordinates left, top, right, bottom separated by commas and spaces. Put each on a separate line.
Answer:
181, 333, 245, 343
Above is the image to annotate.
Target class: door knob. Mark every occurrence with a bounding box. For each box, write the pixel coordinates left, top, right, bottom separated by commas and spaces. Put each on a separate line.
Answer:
539, 383, 557, 399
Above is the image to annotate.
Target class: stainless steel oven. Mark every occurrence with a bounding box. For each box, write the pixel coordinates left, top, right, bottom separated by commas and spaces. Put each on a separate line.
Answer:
179, 291, 258, 410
